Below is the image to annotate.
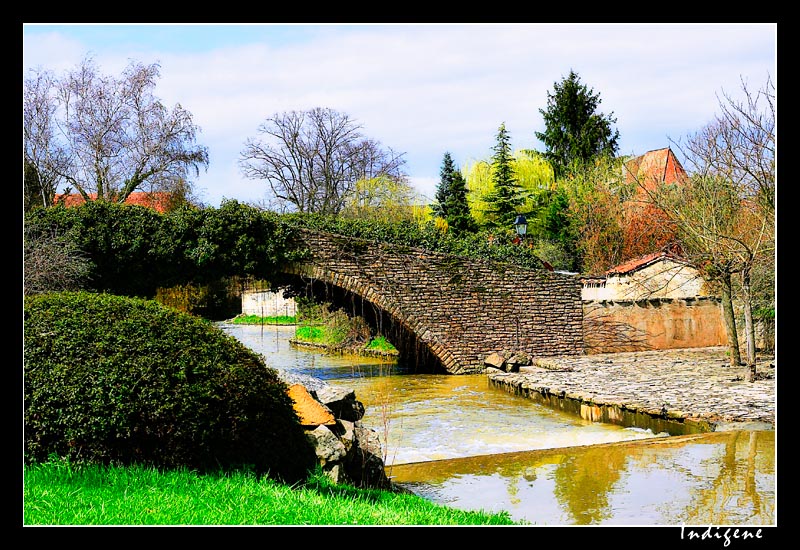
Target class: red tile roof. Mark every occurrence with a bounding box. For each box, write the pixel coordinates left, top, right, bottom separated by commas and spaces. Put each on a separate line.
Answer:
606, 250, 686, 276
624, 147, 688, 191
53, 191, 172, 213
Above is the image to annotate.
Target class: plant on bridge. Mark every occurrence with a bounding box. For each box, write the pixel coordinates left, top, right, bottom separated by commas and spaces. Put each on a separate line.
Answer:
283, 213, 549, 270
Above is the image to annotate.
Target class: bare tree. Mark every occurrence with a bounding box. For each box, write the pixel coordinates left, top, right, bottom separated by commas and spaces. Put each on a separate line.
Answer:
23, 56, 209, 205
23, 225, 91, 295
24, 69, 69, 210
239, 108, 406, 215
665, 75, 776, 380
678, 75, 776, 214
632, 76, 775, 378
649, 175, 747, 367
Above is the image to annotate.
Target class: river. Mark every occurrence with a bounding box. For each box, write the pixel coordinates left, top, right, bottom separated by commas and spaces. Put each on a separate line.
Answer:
219, 323, 776, 526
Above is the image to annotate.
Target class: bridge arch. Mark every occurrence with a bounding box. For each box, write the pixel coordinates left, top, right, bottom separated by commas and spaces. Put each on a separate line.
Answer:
280, 261, 457, 374
279, 229, 585, 375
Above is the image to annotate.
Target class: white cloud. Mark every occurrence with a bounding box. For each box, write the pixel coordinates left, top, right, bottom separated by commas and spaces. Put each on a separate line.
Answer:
23, 23, 776, 208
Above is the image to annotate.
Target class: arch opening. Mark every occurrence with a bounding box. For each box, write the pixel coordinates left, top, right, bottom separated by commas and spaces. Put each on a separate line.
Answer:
273, 273, 449, 375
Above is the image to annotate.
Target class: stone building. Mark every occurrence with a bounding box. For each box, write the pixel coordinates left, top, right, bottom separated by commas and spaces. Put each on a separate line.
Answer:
580, 252, 725, 353
580, 250, 711, 302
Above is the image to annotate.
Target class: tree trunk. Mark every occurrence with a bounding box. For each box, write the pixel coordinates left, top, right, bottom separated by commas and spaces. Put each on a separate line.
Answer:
720, 271, 742, 367
742, 267, 758, 382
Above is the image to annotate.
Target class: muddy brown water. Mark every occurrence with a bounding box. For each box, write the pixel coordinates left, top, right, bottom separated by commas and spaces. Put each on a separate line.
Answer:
220, 323, 776, 526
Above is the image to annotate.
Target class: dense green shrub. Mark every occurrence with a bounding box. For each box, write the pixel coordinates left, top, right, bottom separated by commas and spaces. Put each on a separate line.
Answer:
24, 201, 170, 297
24, 291, 316, 483
23, 202, 545, 304
23, 200, 303, 298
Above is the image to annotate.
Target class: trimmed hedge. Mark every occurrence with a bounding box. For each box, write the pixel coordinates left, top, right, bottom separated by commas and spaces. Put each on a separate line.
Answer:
24, 291, 316, 483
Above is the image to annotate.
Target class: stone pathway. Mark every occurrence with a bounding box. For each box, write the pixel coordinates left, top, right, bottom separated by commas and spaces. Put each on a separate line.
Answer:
487, 347, 776, 430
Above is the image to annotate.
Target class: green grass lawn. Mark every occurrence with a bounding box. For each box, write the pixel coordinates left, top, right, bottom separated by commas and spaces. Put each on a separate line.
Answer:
23, 460, 519, 526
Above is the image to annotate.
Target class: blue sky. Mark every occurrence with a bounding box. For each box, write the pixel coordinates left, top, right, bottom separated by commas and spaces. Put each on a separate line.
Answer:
22, 23, 777, 208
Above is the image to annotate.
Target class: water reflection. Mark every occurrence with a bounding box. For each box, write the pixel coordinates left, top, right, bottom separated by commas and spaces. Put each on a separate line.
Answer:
218, 323, 402, 381
389, 431, 775, 525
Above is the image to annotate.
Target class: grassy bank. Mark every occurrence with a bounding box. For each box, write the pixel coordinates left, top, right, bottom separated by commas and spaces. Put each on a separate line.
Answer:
293, 325, 398, 356
23, 460, 519, 526
229, 314, 297, 325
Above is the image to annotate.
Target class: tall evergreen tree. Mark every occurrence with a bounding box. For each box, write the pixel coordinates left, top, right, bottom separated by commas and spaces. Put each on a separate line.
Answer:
486, 123, 525, 229
433, 152, 457, 219
444, 168, 474, 233
434, 152, 474, 233
535, 70, 620, 178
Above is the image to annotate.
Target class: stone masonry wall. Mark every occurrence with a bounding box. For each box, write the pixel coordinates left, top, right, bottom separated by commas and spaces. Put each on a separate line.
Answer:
583, 296, 726, 353
283, 229, 584, 374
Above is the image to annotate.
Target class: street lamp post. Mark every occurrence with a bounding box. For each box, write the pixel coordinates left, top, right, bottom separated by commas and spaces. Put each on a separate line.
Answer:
513, 214, 527, 239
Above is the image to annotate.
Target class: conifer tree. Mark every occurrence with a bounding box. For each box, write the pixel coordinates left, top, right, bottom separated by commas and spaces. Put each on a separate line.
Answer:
445, 167, 474, 233
434, 152, 474, 233
535, 70, 620, 178
433, 152, 457, 219
486, 123, 525, 229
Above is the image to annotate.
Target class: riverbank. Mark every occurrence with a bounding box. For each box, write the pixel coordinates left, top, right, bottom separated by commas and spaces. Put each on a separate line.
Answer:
289, 338, 400, 359
487, 346, 775, 434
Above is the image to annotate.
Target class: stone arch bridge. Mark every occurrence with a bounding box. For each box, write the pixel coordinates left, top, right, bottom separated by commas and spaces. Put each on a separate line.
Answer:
278, 229, 584, 375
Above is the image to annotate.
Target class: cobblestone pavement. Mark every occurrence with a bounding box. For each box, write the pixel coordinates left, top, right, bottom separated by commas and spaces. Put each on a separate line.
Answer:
486, 346, 776, 430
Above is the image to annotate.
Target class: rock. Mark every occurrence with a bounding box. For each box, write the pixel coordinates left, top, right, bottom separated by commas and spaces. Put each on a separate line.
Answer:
276, 370, 330, 393
346, 424, 393, 490
484, 352, 507, 370
306, 424, 347, 465
513, 352, 532, 366
287, 384, 336, 426
316, 385, 365, 422
283, 378, 395, 491
338, 419, 356, 453
505, 353, 530, 373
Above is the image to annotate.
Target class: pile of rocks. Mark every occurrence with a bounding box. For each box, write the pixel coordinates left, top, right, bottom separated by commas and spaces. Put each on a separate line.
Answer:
278, 370, 393, 491
483, 350, 533, 373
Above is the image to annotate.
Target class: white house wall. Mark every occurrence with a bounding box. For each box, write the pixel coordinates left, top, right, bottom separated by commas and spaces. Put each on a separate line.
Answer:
605, 260, 707, 301
241, 291, 297, 317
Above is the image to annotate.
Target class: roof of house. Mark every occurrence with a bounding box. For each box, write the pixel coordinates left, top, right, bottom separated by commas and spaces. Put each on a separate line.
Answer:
53, 191, 172, 213
624, 147, 688, 191
605, 250, 688, 276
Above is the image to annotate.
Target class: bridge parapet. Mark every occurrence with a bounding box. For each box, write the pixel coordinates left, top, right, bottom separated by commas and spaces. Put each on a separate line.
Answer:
284, 229, 584, 374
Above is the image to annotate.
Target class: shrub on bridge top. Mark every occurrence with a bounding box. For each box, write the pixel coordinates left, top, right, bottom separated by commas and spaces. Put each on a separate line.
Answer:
24, 291, 317, 483
283, 212, 548, 270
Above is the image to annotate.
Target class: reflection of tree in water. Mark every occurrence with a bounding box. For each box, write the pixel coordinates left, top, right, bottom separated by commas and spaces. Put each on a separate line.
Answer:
552, 445, 629, 524
681, 431, 775, 524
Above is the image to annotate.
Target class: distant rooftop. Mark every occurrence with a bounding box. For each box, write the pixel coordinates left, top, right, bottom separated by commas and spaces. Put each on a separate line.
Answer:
54, 191, 172, 213
623, 147, 688, 191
